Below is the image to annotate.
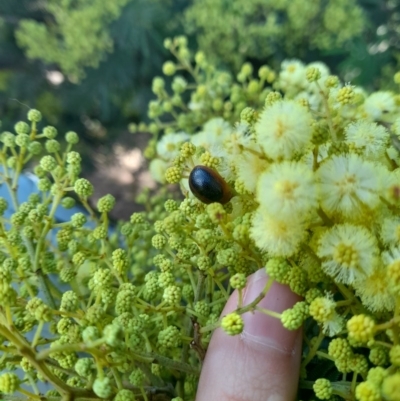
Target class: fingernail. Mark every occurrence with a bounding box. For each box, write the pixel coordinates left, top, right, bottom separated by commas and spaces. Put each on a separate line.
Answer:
241, 269, 300, 354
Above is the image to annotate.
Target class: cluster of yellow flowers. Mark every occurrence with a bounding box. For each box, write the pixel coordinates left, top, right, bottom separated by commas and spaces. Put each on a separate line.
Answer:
143, 38, 400, 400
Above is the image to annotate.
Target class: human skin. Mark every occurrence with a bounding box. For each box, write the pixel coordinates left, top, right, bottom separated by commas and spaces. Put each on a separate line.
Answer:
196, 269, 302, 401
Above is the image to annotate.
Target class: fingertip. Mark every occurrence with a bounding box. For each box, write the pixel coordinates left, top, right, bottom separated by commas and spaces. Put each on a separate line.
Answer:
196, 270, 302, 401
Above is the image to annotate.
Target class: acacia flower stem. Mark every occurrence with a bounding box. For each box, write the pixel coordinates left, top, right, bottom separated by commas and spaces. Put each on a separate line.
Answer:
254, 306, 281, 319
194, 272, 206, 304
238, 288, 243, 308
17, 388, 40, 400
235, 276, 275, 315
316, 81, 337, 141
316, 351, 335, 362
137, 351, 199, 375
335, 299, 355, 307
31, 320, 44, 348
200, 278, 275, 334
140, 387, 149, 401
35, 269, 56, 310
112, 368, 123, 390
5, 305, 13, 327
36, 339, 105, 360
12, 147, 26, 189
26, 373, 40, 394
301, 329, 325, 370
336, 283, 366, 312
213, 277, 229, 299
33, 193, 63, 308
0, 324, 91, 398
317, 208, 333, 226
351, 372, 358, 395
375, 316, 400, 332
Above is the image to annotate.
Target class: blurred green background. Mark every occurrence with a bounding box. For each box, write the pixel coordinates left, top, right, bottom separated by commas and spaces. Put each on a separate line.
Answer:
0, 0, 399, 217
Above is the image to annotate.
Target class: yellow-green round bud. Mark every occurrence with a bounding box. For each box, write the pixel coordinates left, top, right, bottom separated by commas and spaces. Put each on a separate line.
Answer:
97, 194, 115, 213
325, 75, 339, 88
337, 85, 355, 105
347, 315, 375, 344
382, 373, 400, 401
165, 166, 182, 183
92, 376, 113, 399
313, 378, 332, 400
0, 373, 20, 394
74, 178, 94, 198
14, 121, 30, 135
163, 38, 172, 49
65, 131, 79, 144
355, 382, 381, 401
306, 67, 322, 82
230, 273, 247, 290
43, 126, 58, 139
221, 312, 244, 335
162, 61, 176, 76
195, 51, 206, 66
389, 344, 400, 366
258, 65, 270, 80
27, 109, 42, 122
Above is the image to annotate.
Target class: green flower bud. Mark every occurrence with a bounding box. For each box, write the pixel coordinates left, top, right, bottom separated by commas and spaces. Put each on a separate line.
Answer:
163, 61, 176, 76
27, 109, 42, 122
67, 151, 81, 165
0, 373, 20, 394
71, 213, 87, 228
74, 178, 93, 198
0, 198, 8, 215
65, 131, 79, 144
14, 121, 30, 135
114, 389, 136, 401
1, 132, 15, 147
45, 139, 61, 153
43, 126, 58, 139
28, 140, 42, 154
40, 155, 57, 171
15, 134, 30, 147
82, 326, 100, 343
38, 178, 52, 192
92, 376, 113, 399
61, 197, 76, 209
75, 358, 95, 377
97, 194, 115, 213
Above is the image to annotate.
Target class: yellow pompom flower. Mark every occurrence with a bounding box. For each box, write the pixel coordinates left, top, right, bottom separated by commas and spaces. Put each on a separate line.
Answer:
363, 91, 397, 122
353, 266, 395, 312
255, 100, 313, 160
382, 247, 400, 291
236, 149, 269, 193
317, 154, 383, 219
317, 224, 378, 284
380, 217, 400, 247
256, 161, 317, 220
344, 120, 389, 160
250, 209, 308, 257
309, 296, 343, 336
